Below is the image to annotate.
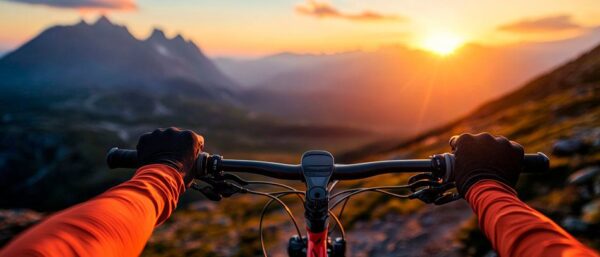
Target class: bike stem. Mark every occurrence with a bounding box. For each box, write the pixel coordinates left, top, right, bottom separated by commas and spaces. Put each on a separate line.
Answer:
301, 150, 335, 257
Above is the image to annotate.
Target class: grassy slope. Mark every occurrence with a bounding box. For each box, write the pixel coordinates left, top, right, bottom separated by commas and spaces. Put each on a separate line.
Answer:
334, 43, 600, 255
341, 43, 600, 163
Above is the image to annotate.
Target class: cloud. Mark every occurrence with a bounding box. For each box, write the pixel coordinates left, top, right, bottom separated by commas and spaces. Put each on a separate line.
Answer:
295, 0, 403, 22
5, 0, 136, 10
498, 14, 582, 33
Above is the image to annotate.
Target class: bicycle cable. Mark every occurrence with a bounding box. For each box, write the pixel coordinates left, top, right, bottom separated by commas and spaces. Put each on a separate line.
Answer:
258, 191, 304, 257
256, 190, 347, 257
329, 186, 412, 212
231, 185, 304, 238
245, 180, 299, 191
328, 185, 411, 233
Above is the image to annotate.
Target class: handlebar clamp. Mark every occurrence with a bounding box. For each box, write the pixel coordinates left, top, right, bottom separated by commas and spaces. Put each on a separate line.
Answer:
205, 154, 224, 178
430, 153, 455, 182
301, 150, 335, 233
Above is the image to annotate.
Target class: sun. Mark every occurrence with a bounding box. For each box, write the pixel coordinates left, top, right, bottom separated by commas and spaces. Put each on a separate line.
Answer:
421, 32, 464, 56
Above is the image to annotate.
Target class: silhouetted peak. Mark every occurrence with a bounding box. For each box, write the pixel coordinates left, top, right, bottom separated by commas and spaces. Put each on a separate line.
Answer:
171, 34, 198, 50
94, 15, 113, 27
76, 19, 89, 27
148, 28, 167, 41
173, 34, 185, 42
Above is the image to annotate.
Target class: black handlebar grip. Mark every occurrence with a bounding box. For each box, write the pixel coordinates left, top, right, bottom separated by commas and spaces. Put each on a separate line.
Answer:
106, 147, 139, 169
435, 152, 551, 181
523, 152, 550, 173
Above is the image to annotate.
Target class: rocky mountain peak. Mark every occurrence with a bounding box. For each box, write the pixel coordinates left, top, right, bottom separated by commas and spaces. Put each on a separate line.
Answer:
94, 15, 113, 27
148, 28, 168, 41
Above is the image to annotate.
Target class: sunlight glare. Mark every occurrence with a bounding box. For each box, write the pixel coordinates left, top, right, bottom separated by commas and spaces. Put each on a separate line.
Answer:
421, 32, 464, 56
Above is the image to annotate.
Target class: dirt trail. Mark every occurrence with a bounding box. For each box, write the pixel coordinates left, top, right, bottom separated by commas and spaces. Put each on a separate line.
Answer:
347, 201, 472, 257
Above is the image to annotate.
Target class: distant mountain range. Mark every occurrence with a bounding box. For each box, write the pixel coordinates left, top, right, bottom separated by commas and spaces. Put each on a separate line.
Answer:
2, 16, 599, 135
0, 16, 236, 100
341, 41, 600, 163
334, 34, 600, 257
216, 28, 600, 133
0, 17, 374, 211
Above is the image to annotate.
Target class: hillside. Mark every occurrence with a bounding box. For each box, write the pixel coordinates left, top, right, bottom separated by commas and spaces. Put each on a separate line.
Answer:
133, 43, 600, 257
342, 42, 600, 162
333, 42, 600, 256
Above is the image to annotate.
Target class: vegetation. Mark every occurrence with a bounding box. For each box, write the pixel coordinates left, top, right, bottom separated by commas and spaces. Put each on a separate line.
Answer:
339, 44, 600, 255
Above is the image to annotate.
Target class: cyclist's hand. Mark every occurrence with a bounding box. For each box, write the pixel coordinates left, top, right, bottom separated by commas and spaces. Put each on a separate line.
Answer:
137, 127, 204, 186
449, 133, 524, 196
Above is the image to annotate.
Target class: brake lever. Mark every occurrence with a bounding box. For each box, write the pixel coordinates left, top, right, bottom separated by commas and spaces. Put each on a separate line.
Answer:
222, 173, 249, 186
408, 172, 458, 205
192, 175, 246, 201
409, 179, 442, 192
433, 192, 461, 205
408, 173, 437, 184
191, 182, 223, 201
409, 186, 458, 204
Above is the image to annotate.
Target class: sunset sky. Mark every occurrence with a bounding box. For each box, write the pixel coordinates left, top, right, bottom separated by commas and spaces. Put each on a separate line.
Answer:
1, 0, 600, 57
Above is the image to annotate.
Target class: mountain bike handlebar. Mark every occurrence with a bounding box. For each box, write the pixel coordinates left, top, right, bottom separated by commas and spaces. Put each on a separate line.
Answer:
106, 147, 549, 257
106, 148, 549, 180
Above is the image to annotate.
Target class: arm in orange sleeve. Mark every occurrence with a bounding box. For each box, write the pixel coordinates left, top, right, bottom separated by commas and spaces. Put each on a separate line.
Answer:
466, 180, 599, 257
0, 164, 185, 257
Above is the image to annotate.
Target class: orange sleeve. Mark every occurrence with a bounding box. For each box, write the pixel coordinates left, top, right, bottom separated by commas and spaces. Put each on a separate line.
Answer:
466, 180, 599, 257
0, 164, 185, 257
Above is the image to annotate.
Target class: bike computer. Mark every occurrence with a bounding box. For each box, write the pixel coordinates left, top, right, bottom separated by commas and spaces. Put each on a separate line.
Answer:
301, 150, 334, 233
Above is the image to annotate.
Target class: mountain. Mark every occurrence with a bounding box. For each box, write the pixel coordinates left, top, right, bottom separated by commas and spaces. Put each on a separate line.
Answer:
0, 17, 375, 212
0, 16, 236, 100
216, 29, 600, 134
323, 42, 600, 257
215, 52, 338, 87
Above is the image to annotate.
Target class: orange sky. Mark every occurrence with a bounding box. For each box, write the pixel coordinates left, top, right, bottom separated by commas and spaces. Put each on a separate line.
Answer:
1, 0, 599, 57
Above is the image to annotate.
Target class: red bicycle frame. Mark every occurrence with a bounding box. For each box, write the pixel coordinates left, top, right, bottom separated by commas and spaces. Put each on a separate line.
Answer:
307, 227, 328, 257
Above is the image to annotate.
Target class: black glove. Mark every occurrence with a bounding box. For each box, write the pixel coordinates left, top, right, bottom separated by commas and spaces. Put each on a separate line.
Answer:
449, 133, 524, 196
137, 127, 204, 185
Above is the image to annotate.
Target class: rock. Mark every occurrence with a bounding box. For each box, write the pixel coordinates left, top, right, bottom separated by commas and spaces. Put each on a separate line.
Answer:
347, 201, 471, 257
568, 166, 600, 186
552, 139, 590, 156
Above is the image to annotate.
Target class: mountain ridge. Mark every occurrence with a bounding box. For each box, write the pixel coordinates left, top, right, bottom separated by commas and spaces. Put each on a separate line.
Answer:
0, 16, 236, 100
216, 29, 600, 133
332, 41, 600, 257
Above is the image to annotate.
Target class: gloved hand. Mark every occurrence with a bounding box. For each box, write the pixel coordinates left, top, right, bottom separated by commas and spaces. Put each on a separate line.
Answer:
449, 133, 524, 196
137, 127, 204, 186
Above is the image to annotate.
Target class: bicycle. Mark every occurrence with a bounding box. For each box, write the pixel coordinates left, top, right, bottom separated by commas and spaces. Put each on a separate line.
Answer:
107, 148, 549, 257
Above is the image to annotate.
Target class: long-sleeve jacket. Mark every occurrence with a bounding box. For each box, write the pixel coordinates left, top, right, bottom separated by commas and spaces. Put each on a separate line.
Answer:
0, 164, 184, 257
466, 180, 599, 257
1, 166, 598, 257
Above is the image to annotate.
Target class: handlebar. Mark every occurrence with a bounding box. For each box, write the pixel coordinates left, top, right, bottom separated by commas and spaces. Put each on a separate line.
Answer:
106, 148, 549, 181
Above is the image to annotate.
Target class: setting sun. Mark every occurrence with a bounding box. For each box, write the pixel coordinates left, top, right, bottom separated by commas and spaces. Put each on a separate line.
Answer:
421, 32, 464, 56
